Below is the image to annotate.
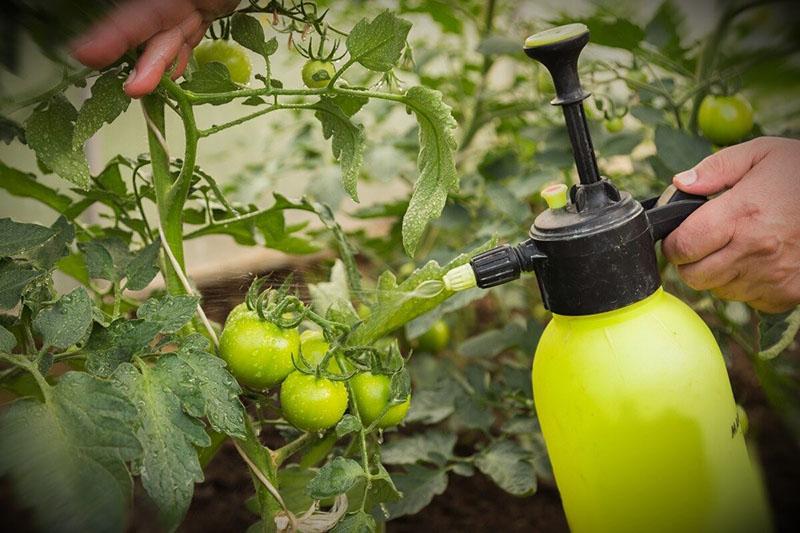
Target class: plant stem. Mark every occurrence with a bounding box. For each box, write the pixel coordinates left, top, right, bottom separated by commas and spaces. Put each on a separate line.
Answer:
198, 105, 283, 137
272, 432, 315, 467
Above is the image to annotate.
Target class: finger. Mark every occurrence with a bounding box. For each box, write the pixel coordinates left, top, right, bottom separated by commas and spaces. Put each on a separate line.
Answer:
71, 0, 194, 69
672, 137, 773, 196
710, 280, 761, 305
124, 28, 184, 98
748, 299, 794, 314
662, 194, 736, 265
124, 13, 204, 97
171, 44, 192, 81
676, 247, 740, 291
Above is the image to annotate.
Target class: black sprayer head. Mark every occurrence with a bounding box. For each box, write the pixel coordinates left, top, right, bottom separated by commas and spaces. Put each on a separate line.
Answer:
445, 24, 707, 316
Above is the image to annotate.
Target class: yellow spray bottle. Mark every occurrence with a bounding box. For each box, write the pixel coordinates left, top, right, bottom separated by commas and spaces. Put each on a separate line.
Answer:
443, 23, 772, 533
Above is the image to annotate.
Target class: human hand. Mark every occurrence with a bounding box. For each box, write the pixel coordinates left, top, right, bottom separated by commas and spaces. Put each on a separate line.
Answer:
70, 0, 238, 98
663, 137, 800, 313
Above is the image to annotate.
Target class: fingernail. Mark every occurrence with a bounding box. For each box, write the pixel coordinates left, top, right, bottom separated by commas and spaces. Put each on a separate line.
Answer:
124, 68, 138, 88
675, 169, 697, 187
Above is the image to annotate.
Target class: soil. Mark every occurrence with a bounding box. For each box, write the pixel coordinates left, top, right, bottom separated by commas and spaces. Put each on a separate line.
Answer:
1, 270, 798, 533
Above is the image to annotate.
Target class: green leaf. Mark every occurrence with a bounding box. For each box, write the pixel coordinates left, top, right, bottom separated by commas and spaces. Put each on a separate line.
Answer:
276, 465, 318, 514
0, 260, 42, 309
477, 35, 522, 56
155, 334, 246, 438
401, 0, 462, 33
32, 287, 93, 349
348, 239, 496, 346
124, 239, 161, 291
331, 511, 376, 533
758, 307, 800, 360
381, 430, 456, 465
73, 70, 130, 148
386, 465, 448, 519
0, 218, 57, 257
0, 372, 140, 533
346, 11, 412, 72
0, 161, 73, 212
312, 98, 366, 202
181, 62, 239, 95
308, 259, 357, 319
79, 237, 132, 282
0, 323, 17, 352
84, 319, 161, 377
25, 95, 90, 189
114, 362, 210, 529
652, 125, 712, 179
335, 414, 362, 437
475, 439, 537, 496
306, 457, 365, 499
137, 294, 199, 333
457, 322, 526, 358
401, 86, 459, 255
644, 1, 688, 64
28, 216, 75, 270
554, 15, 644, 50
231, 13, 276, 60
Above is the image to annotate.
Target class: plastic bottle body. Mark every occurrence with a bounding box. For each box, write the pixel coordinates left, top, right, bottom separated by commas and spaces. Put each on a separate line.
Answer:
532, 288, 771, 533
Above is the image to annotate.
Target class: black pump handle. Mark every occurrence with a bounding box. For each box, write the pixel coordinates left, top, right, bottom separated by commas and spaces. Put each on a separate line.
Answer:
643, 185, 707, 242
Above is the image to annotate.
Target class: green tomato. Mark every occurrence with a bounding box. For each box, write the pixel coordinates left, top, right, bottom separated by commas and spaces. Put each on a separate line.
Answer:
299, 329, 342, 373
698, 94, 754, 146
219, 310, 300, 389
537, 67, 555, 95
415, 319, 450, 353
302, 59, 336, 88
280, 371, 348, 432
351, 372, 411, 428
194, 40, 252, 84
604, 117, 624, 133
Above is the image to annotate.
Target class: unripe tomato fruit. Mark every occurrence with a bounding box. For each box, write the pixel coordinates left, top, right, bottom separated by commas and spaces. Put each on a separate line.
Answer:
280, 371, 348, 432
415, 319, 450, 353
698, 94, 753, 146
302, 59, 336, 88
351, 372, 411, 428
604, 117, 624, 133
219, 309, 300, 389
299, 330, 342, 373
193, 40, 252, 84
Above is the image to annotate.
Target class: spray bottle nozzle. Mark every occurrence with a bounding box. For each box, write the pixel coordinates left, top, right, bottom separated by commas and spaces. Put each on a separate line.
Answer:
444, 240, 543, 293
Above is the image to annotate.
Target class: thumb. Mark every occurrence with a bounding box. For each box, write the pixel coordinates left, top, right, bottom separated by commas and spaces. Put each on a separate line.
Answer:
672, 137, 771, 196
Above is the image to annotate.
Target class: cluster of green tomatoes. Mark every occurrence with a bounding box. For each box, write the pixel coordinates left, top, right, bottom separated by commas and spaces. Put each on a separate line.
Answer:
217, 285, 412, 433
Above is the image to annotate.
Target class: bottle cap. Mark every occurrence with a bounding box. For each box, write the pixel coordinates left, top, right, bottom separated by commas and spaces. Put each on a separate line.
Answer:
443, 264, 477, 292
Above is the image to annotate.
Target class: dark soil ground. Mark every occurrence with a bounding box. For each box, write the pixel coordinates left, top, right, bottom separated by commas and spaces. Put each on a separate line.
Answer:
1, 270, 798, 533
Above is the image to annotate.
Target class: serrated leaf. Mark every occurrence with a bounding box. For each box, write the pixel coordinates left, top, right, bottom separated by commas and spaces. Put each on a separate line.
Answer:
79, 237, 132, 282
306, 457, 365, 499
0, 260, 42, 309
0, 218, 57, 257
114, 362, 210, 529
331, 511, 376, 533
231, 13, 275, 60
73, 70, 130, 148
335, 414, 362, 437
0, 371, 140, 533
84, 319, 161, 377
475, 440, 537, 496
312, 98, 366, 201
181, 62, 239, 95
386, 465, 448, 519
758, 307, 800, 360
308, 260, 356, 318
28, 216, 75, 270
400, 86, 458, 255
0, 161, 72, 212
346, 11, 411, 72
382, 430, 456, 465
0, 324, 17, 352
652, 125, 712, 180
156, 334, 246, 438
137, 294, 199, 333
124, 239, 161, 291
25, 95, 90, 188
33, 287, 93, 349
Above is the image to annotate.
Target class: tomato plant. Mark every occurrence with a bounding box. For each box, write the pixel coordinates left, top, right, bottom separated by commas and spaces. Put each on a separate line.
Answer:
0, 1, 799, 532
698, 93, 754, 145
